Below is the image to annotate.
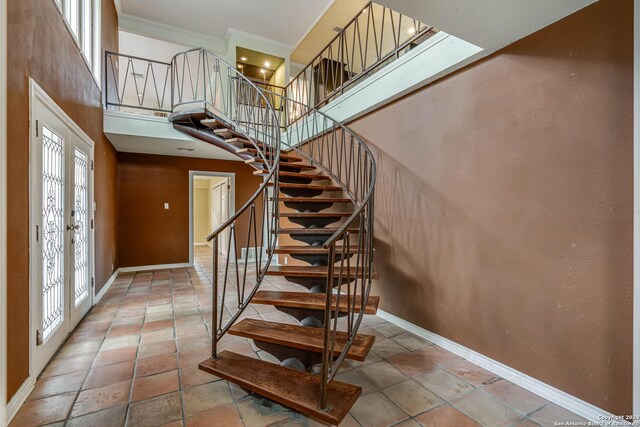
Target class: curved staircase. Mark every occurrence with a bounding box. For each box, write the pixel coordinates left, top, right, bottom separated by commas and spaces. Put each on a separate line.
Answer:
168, 48, 378, 425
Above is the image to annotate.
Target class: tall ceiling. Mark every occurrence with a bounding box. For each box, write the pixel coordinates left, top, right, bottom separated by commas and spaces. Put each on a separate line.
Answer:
119, 0, 333, 47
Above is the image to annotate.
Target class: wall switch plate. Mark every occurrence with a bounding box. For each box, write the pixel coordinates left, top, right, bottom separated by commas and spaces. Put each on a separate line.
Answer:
164, 203, 170, 209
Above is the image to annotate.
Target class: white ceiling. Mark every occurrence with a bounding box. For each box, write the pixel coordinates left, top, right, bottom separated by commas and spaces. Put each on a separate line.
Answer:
107, 133, 241, 161
119, 0, 334, 47
374, 0, 598, 52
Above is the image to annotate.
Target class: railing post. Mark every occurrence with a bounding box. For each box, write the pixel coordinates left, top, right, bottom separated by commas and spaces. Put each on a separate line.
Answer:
320, 244, 336, 409
211, 236, 219, 359
104, 52, 108, 109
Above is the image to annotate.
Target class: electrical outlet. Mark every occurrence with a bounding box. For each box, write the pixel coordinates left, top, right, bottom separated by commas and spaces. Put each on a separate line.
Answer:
284, 257, 288, 264
164, 203, 170, 209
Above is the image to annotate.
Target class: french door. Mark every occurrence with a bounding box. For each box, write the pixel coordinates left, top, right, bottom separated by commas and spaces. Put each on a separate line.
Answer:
31, 95, 94, 375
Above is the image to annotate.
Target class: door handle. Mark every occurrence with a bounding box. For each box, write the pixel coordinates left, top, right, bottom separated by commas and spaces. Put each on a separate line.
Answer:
66, 224, 81, 231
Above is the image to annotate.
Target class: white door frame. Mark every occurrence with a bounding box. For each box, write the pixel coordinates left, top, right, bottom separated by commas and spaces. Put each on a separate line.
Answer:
634, 0, 640, 417
28, 78, 96, 379
189, 171, 235, 266
0, 0, 7, 422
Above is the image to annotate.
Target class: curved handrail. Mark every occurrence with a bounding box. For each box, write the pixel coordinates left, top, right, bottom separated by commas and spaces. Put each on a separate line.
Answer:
255, 88, 376, 406
170, 47, 377, 413
248, 87, 376, 246
170, 47, 281, 356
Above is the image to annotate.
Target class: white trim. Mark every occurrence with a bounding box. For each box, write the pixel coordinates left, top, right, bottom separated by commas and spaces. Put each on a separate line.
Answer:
28, 78, 96, 383
94, 268, 120, 303
193, 243, 209, 247
5, 376, 35, 425
0, 0, 7, 421
225, 28, 292, 54
290, 0, 338, 55
189, 171, 236, 266
377, 310, 623, 425
118, 263, 191, 273
634, 0, 640, 418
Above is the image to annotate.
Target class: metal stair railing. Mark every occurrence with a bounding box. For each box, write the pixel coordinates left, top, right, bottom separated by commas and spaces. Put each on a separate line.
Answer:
170, 47, 281, 359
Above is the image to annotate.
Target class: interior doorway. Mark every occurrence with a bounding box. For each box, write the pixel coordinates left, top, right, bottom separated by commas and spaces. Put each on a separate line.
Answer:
189, 171, 235, 268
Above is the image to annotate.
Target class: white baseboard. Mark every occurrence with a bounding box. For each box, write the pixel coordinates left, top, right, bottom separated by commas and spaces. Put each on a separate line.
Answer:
118, 262, 191, 273
5, 375, 35, 424
94, 268, 120, 303
377, 309, 622, 425
193, 243, 208, 246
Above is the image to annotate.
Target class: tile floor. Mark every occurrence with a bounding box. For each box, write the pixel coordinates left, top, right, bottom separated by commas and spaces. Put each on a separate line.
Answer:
11, 246, 588, 427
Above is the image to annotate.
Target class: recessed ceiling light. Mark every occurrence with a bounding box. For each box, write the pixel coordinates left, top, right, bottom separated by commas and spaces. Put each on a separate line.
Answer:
177, 147, 195, 152
264, 61, 271, 67
240, 56, 247, 61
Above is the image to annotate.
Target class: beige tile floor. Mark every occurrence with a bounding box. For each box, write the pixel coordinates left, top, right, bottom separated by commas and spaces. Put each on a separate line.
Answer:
10, 246, 588, 427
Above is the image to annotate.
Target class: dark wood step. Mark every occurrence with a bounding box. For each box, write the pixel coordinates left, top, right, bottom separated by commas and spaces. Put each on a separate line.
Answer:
237, 148, 302, 163
254, 170, 329, 180
199, 351, 360, 425
276, 197, 353, 204
214, 128, 246, 139
248, 158, 316, 170
201, 118, 233, 130
253, 291, 379, 315
279, 212, 352, 218
274, 245, 358, 254
229, 319, 375, 362
278, 227, 359, 235
266, 265, 379, 279
269, 183, 342, 192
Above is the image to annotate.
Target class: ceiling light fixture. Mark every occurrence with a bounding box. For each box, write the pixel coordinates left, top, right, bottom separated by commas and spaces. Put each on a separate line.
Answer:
264, 61, 271, 68
260, 69, 266, 74
240, 56, 247, 61
237, 64, 243, 68
407, 27, 416, 35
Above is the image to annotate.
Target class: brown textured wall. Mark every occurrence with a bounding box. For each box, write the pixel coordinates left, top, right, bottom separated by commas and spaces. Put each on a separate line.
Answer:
6, 0, 119, 400
95, 0, 120, 293
117, 153, 262, 267
350, 0, 633, 414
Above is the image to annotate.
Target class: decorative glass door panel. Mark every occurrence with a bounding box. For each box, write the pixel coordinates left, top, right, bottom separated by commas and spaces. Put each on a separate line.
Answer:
32, 95, 94, 376
41, 126, 66, 342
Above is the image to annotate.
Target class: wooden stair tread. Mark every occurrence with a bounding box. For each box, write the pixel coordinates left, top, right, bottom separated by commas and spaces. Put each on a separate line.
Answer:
253, 291, 379, 314
237, 148, 302, 162
278, 227, 359, 235
201, 118, 233, 130
199, 351, 360, 425
269, 183, 342, 191
277, 197, 353, 203
254, 170, 329, 180
214, 128, 246, 139
266, 265, 379, 279
279, 212, 352, 218
229, 319, 375, 361
247, 158, 316, 170
274, 245, 358, 254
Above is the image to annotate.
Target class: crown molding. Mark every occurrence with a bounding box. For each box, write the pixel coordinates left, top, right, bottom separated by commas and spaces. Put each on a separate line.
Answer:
225, 28, 292, 57
118, 13, 226, 53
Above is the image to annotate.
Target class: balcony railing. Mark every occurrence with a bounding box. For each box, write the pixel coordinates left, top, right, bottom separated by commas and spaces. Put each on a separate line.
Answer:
104, 51, 172, 115
285, 1, 436, 110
